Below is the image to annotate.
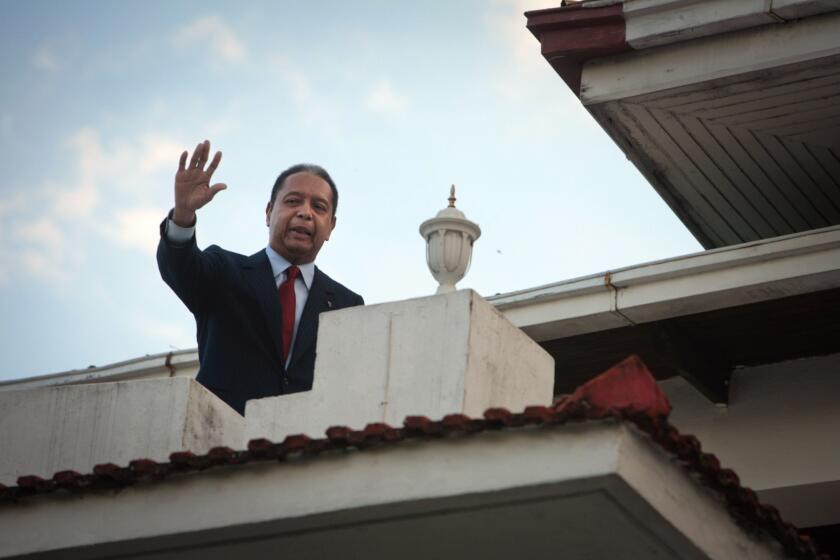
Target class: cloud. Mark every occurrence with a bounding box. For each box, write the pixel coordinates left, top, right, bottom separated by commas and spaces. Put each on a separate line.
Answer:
137, 135, 185, 174
365, 80, 409, 116
58, 131, 180, 256
32, 46, 60, 72
13, 219, 66, 249
11, 219, 71, 288
481, 0, 598, 134
111, 207, 166, 256
0, 191, 32, 284
0, 190, 28, 219
483, 0, 564, 99
49, 181, 98, 220
485, 0, 558, 70
274, 58, 314, 102
19, 250, 51, 279
174, 15, 247, 64
51, 128, 180, 221
0, 128, 187, 285
270, 56, 339, 133
133, 314, 195, 350
0, 114, 12, 138
47, 128, 114, 220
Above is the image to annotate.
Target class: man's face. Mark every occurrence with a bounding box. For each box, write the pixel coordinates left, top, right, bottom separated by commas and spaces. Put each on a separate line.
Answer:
266, 172, 336, 264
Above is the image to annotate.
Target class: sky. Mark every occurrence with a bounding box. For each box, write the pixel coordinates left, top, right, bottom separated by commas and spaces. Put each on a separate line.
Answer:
0, 0, 702, 381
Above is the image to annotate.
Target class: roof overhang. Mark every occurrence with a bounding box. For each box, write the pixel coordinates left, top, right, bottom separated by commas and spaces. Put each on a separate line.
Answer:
490, 225, 840, 401
490, 224, 840, 340
527, 1, 840, 249
0, 421, 789, 559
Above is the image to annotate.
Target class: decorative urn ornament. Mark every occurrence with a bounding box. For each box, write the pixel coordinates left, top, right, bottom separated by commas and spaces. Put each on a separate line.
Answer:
419, 185, 481, 294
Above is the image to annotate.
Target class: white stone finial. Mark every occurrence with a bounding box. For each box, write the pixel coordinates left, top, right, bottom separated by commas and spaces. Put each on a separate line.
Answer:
419, 186, 481, 294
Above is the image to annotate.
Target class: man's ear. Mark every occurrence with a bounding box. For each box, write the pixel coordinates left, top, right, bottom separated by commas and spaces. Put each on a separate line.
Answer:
265, 202, 272, 226
326, 215, 336, 240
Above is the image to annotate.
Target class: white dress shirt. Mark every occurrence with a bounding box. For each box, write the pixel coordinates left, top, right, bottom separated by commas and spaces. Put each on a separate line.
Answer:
166, 217, 313, 367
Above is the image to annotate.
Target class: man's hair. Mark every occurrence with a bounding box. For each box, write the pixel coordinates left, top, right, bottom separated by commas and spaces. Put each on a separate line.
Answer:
270, 163, 338, 216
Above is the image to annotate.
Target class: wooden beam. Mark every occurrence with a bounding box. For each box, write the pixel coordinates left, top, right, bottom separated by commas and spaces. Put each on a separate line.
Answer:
655, 325, 731, 405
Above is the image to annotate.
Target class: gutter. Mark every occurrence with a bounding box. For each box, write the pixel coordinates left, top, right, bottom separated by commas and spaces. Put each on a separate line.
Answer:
488, 225, 840, 341
0, 349, 199, 392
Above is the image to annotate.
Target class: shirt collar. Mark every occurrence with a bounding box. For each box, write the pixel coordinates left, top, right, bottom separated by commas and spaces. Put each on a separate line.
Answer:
265, 245, 315, 290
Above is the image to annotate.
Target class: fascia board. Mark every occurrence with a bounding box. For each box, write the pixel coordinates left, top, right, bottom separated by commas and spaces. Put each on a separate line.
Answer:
581, 10, 840, 104
771, 0, 840, 19
0, 349, 199, 391
624, 0, 777, 50
491, 225, 840, 339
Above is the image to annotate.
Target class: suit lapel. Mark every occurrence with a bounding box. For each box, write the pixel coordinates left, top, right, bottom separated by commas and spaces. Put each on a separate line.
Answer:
243, 250, 285, 371
290, 267, 334, 368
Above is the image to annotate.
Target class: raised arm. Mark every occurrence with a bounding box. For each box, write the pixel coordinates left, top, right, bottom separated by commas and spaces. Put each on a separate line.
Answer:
172, 140, 227, 227
158, 140, 228, 313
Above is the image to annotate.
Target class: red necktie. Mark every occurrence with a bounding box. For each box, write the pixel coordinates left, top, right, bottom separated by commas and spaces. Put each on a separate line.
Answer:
279, 265, 300, 363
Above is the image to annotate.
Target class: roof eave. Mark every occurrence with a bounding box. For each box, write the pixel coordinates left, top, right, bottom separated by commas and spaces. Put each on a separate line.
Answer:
489, 225, 840, 341
525, 2, 630, 95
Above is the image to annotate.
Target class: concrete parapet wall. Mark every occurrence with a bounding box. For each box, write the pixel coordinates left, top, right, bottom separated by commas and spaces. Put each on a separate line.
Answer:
244, 290, 554, 443
0, 377, 242, 485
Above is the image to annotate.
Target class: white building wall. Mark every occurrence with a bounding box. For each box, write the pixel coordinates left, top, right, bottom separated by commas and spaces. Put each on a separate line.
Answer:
661, 352, 840, 527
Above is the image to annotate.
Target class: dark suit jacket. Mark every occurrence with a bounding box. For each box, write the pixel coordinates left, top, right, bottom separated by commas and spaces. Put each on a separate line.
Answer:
157, 219, 364, 414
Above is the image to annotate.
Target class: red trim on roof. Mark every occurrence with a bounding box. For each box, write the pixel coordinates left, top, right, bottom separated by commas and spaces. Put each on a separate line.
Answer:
525, 3, 630, 95
0, 355, 830, 559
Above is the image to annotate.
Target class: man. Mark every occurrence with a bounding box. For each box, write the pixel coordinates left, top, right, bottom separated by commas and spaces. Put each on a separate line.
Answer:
157, 140, 364, 415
